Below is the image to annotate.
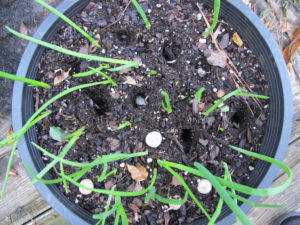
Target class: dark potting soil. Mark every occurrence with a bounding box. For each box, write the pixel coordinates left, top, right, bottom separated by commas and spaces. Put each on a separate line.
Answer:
34, 1, 269, 224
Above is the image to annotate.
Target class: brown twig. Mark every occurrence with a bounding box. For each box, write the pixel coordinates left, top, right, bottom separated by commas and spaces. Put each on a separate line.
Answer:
196, 3, 263, 115
100, 0, 132, 31
172, 135, 185, 153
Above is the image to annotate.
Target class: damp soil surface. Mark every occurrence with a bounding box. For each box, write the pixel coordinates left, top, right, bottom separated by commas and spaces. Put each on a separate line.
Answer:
34, 1, 269, 224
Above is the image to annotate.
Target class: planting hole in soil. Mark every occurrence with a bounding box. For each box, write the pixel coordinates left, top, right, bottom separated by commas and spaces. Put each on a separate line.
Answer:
29, 1, 275, 224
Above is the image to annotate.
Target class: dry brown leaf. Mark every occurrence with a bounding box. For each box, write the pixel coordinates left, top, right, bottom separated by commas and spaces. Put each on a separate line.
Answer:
282, 21, 291, 33
19, 22, 28, 35
283, 27, 300, 64
6, 126, 15, 145
206, 49, 227, 68
54, 68, 70, 86
126, 164, 148, 181
232, 32, 243, 47
171, 174, 182, 186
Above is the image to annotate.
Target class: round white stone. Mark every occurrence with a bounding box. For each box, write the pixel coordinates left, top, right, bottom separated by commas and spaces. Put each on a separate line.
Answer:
197, 179, 212, 194
79, 179, 94, 195
145, 131, 162, 148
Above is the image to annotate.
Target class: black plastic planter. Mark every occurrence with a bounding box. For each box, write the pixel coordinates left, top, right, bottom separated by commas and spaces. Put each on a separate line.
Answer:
12, 0, 292, 224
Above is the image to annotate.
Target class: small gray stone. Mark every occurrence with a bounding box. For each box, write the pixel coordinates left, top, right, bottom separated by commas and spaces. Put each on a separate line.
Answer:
135, 96, 147, 106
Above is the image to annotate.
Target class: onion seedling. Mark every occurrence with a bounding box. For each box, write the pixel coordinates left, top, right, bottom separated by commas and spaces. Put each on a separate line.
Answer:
131, 0, 151, 30
117, 121, 132, 130
161, 91, 173, 114
0, 71, 51, 88
204, 0, 221, 38
35, 0, 100, 48
203, 88, 269, 116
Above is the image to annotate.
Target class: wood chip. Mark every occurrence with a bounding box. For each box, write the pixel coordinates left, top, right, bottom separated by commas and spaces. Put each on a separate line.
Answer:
19, 22, 28, 35
123, 76, 137, 85
217, 90, 225, 98
232, 32, 244, 47
109, 138, 120, 151
199, 138, 208, 146
104, 180, 114, 190
171, 175, 182, 186
206, 49, 227, 68
198, 102, 205, 112
219, 33, 229, 49
209, 146, 220, 160
85, 2, 96, 10
128, 203, 141, 213
164, 212, 171, 225
132, 197, 143, 207
133, 181, 144, 191
79, 43, 89, 54
54, 68, 70, 86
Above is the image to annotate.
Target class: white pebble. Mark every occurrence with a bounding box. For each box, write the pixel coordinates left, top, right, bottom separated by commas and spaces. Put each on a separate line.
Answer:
199, 38, 207, 44
145, 131, 163, 148
135, 96, 147, 106
156, 4, 162, 8
197, 179, 212, 194
184, 171, 188, 175
79, 179, 94, 195
147, 158, 153, 163
249, 166, 254, 171
120, 163, 125, 168
213, 88, 218, 92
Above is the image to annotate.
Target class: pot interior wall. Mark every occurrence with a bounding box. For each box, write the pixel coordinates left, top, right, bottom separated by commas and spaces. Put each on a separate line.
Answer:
20, 0, 284, 224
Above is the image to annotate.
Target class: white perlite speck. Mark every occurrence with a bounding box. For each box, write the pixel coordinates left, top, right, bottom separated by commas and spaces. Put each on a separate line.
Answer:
145, 131, 162, 148
79, 179, 94, 195
147, 158, 153, 163
197, 179, 212, 194
196, 13, 202, 20
199, 38, 207, 44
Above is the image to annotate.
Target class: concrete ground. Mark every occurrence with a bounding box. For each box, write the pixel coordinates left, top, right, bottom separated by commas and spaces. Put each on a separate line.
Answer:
0, 0, 62, 116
